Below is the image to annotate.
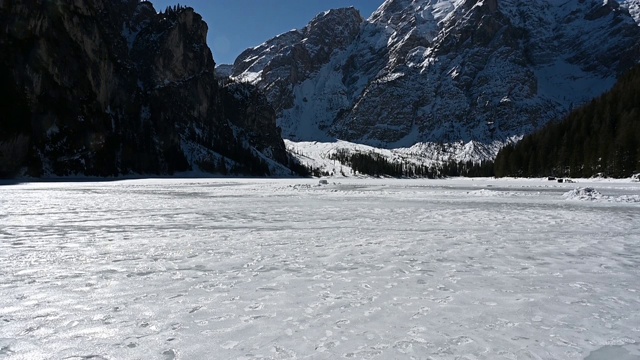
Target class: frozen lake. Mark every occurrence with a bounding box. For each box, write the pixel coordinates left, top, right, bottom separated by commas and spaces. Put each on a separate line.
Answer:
1, 178, 639, 359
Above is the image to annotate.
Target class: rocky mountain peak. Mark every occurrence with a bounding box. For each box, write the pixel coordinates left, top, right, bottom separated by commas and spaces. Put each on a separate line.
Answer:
230, 7, 365, 115
131, 4, 214, 86
233, 7, 363, 82
229, 0, 640, 154
304, 7, 363, 54
370, 0, 458, 31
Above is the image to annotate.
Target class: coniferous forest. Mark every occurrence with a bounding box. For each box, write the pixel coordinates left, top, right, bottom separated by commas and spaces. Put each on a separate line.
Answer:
494, 65, 640, 178
327, 150, 494, 178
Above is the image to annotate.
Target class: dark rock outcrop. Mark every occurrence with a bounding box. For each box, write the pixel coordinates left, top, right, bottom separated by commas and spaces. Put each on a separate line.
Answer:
0, 0, 290, 178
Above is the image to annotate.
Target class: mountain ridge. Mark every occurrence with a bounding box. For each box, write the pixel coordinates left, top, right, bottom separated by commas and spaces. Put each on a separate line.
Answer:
228, 0, 640, 162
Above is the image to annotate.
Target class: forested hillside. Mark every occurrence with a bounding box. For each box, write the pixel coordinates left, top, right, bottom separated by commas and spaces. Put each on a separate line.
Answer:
494, 65, 640, 178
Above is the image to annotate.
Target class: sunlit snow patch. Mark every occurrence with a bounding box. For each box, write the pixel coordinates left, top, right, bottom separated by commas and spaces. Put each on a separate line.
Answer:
564, 187, 640, 203
563, 187, 604, 201
467, 189, 516, 197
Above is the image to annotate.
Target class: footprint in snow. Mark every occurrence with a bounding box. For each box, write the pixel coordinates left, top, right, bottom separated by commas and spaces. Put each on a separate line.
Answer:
408, 326, 427, 337
410, 306, 431, 319
220, 341, 239, 350
244, 303, 263, 311
162, 349, 176, 360
449, 336, 474, 346
393, 340, 413, 353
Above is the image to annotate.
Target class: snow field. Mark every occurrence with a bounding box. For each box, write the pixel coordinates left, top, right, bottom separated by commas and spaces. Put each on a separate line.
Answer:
0, 178, 639, 359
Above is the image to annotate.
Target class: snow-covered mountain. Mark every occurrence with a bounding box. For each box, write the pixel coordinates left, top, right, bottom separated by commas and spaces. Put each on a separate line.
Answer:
229, 0, 640, 164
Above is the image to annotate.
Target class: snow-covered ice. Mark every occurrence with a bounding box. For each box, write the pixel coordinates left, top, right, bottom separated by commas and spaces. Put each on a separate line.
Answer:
1, 178, 639, 359
563, 187, 640, 203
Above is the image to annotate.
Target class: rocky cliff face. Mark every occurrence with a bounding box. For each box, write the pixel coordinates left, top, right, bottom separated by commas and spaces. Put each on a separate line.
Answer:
233, 8, 364, 117
0, 0, 290, 178
230, 0, 640, 153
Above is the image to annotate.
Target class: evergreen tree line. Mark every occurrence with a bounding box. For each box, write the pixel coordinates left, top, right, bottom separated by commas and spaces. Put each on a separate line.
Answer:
328, 64, 640, 180
494, 65, 640, 178
163, 4, 188, 15
328, 149, 494, 178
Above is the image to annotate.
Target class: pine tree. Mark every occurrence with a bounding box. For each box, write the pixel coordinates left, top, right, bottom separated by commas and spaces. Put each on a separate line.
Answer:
494, 65, 640, 178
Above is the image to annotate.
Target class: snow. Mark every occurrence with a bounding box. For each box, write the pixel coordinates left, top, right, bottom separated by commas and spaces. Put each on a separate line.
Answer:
621, 0, 640, 24
285, 139, 507, 175
534, 59, 616, 110
278, 57, 354, 141
1, 177, 639, 359
377, 72, 405, 83
564, 187, 640, 203
235, 70, 262, 84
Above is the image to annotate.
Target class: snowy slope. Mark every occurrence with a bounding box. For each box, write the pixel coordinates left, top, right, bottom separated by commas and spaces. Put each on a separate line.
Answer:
621, 0, 640, 23
230, 0, 640, 164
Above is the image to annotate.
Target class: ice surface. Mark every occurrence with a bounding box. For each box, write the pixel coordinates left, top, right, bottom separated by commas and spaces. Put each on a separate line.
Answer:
585, 345, 640, 360
1, 178, 639, 359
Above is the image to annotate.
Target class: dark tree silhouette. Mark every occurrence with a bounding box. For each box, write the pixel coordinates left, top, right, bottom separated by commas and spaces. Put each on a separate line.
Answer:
494, 65, 640, 178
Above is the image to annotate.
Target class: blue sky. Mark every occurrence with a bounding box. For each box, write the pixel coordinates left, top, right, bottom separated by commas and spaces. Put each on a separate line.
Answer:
150, 0, 385, 65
